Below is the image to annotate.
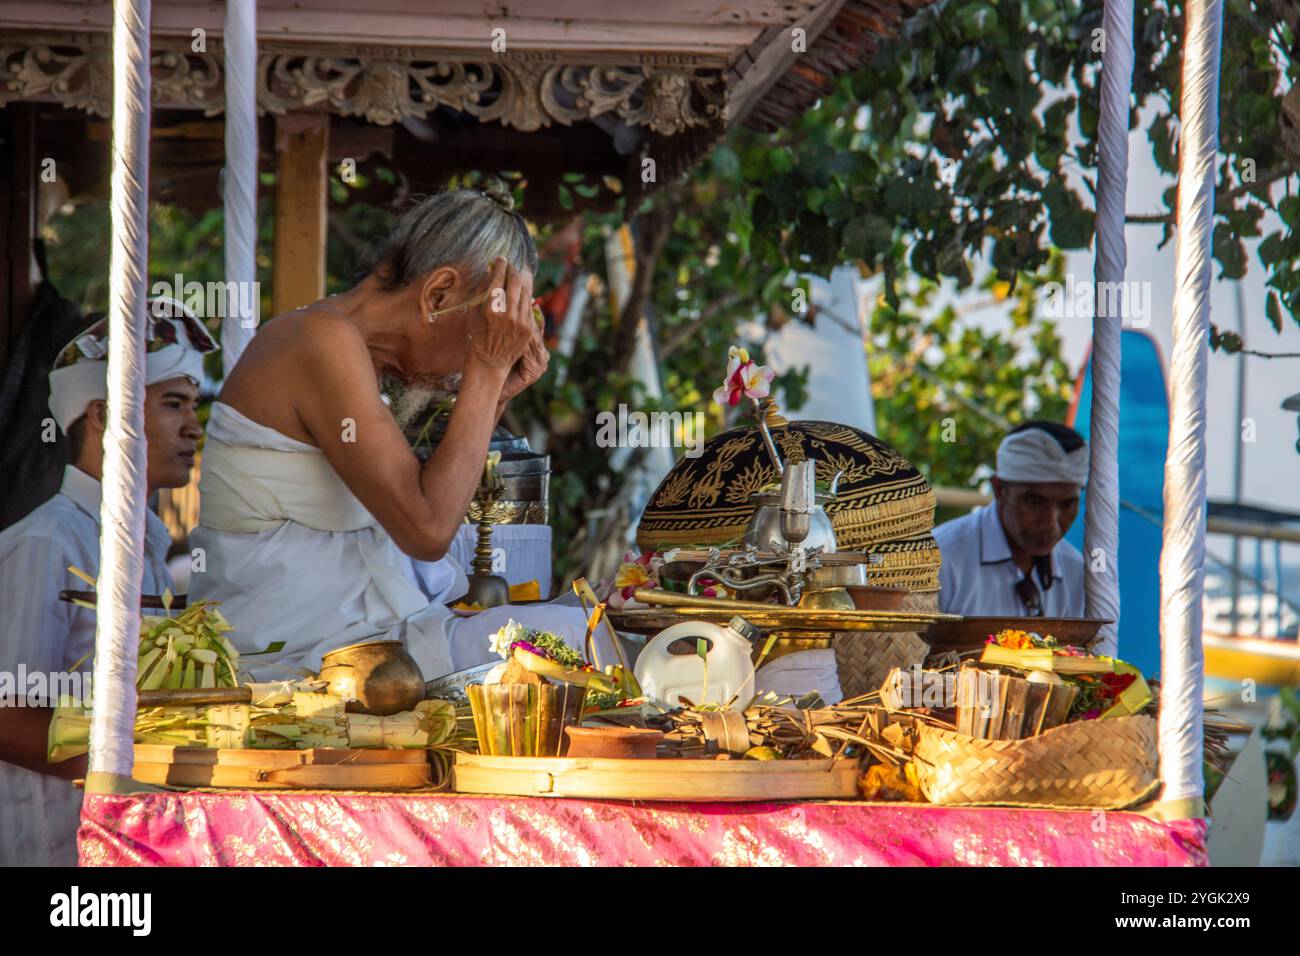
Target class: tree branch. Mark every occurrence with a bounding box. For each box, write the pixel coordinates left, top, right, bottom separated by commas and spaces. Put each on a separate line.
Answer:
609, 202, 674, 374
658, 292, 742, 360
1125, 165, 1294, 224
1229, 348, 1300, 359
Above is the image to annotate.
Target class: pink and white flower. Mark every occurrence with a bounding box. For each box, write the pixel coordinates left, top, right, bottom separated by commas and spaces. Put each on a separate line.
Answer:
606, 550, 665, 609
712, 345, 776, 408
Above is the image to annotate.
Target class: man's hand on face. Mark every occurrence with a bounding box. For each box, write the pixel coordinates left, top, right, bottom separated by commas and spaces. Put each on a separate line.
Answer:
499, 334, 550, 407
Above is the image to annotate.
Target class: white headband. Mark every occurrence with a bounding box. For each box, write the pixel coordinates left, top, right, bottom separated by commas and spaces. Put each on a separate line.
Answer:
48, 343, 206, 434
996, 428, 1089, 485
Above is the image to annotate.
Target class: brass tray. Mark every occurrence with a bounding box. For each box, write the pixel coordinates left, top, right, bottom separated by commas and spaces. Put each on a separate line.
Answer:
611, 589, 958, 634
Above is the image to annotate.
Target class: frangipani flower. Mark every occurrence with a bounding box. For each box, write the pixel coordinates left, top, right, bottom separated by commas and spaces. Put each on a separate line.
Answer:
489, 619, 528, 659
613, 561, 652, 591
606, 550, 666, 609
712, 345, 776, 407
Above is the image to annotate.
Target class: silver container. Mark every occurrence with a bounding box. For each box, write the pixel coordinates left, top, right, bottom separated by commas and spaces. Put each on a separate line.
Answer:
742, 492, 838, 553
423, 661, 500, 706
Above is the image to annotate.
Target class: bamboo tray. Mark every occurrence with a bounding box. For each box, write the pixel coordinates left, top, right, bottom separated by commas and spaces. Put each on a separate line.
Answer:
131, 744, 433, 790
452, 753, 860, 802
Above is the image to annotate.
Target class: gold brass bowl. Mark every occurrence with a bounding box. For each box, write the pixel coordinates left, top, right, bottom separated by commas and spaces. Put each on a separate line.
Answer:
320, 640, 425, 716
797, 587, 856, 611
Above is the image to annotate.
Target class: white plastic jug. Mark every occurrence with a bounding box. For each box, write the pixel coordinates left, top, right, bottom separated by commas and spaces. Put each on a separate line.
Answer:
634, 617, 757, 711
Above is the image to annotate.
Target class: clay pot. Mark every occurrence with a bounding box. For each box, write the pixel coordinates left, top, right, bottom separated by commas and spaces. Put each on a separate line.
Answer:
845, 585, 910, 611
320, 640, 425, 716
564, 726, 664, 759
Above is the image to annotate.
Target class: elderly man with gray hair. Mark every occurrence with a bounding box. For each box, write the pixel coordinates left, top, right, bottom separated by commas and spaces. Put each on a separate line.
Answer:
189, 182, 614, 682
934, 421, 1089, 618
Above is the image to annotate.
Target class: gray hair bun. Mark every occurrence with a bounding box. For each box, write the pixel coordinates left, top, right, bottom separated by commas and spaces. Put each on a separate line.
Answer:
479, 177, 515, 212
367, 178, 537, 290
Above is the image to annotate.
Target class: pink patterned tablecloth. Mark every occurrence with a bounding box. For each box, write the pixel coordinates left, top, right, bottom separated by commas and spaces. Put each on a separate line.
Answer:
78, 792, 1208, 866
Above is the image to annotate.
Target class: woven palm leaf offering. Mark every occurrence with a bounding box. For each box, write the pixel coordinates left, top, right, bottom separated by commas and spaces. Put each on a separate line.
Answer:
851, 628, 1241, 809
47, 686, 459, 759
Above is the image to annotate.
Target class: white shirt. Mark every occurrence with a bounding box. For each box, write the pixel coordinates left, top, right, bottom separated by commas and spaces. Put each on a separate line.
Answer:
933, 503, 1085, 618
0, 466, 173, 867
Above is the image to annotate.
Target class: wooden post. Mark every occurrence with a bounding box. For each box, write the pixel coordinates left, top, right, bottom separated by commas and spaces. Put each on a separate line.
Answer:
271, 111, 328, 316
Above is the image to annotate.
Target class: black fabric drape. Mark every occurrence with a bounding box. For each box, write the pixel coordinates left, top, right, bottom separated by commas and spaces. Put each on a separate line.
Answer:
0, 263, 90, 530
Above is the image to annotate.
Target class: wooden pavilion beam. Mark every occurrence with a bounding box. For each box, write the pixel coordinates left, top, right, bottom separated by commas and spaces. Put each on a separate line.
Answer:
0, 0, 828, 56
271, 111, 328, 316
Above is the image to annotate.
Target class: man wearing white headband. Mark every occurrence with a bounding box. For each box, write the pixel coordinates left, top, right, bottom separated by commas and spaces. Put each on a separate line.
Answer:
934, 421, 1089, 618
0, 297, 214, 866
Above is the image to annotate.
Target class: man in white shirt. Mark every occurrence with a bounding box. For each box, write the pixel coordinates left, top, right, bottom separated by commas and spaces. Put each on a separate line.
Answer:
0, 298, 214, 866
934, 421, 1089, 619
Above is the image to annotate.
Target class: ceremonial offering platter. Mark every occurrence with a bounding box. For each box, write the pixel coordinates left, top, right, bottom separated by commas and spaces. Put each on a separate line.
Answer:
615, 588, 956, 633
422, 661, 498, 705
46, 599, 463, 785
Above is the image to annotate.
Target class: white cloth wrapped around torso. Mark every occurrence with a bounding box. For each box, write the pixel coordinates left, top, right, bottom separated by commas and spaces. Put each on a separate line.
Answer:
190, 403, 598, 681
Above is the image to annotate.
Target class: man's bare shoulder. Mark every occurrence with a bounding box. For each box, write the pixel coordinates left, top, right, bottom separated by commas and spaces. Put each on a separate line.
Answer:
260, 309, 366, 359
229, 308, 370, 388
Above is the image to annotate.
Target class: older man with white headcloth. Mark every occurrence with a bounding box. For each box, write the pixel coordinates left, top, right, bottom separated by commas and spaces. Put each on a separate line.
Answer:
0, 297, 213, 866
934, 421, 1089, 618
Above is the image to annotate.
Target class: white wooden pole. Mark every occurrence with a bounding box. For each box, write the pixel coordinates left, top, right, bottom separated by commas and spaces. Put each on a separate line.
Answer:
85, 0, 151, 793
1158, 0, 1222, 816
1085, 0, 1134, 657
222, 0, 259, 374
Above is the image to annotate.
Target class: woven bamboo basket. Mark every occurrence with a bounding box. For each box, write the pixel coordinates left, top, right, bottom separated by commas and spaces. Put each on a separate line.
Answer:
912, 714, 1159, 809
860, 535, 943, 592
833, 591, 937, 699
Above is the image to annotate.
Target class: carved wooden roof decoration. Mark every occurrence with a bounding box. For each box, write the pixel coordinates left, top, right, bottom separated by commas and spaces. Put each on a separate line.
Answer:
0, 33, 727, 137
0, 0, 934, 212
